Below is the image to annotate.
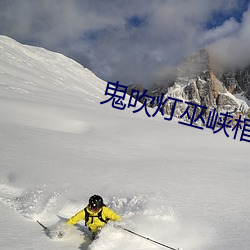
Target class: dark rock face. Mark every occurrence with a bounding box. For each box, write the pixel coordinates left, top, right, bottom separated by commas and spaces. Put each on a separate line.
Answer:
126, 84, 145, 96
217, 66, 250, 99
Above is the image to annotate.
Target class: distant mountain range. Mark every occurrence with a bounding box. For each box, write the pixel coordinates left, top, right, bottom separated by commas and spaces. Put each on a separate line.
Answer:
128, 49, 250, 123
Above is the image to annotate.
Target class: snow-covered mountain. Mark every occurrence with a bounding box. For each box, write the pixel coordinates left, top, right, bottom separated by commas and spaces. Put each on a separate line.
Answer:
217, 65, 250, 99
0, 35, 109, 133
0, 36, 250, 250
0, 35, 106, 102
131, 49, 250, 125
167, 49, 249, 120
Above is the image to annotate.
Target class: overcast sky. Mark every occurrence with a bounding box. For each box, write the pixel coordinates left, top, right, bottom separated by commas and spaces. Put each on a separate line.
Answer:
0, 0, 249, 87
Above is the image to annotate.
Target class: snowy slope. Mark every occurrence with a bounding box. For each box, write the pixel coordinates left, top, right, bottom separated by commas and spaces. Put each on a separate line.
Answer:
0, 36, 250, 250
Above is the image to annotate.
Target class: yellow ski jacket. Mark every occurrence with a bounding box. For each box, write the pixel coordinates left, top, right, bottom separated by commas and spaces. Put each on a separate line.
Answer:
67, 206, 121, 233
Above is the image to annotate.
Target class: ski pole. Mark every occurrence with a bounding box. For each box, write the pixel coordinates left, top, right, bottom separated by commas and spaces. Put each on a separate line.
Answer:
37, 220, 48, 231
122, 227, 180, 250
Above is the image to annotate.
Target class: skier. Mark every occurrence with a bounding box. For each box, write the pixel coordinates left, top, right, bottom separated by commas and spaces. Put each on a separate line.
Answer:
66, 194, 122, 239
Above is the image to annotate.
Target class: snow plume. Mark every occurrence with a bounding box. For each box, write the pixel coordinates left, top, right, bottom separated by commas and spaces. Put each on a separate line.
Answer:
0, 172, 66, 221
0, 179, 214, 250
0, 0, 249, 87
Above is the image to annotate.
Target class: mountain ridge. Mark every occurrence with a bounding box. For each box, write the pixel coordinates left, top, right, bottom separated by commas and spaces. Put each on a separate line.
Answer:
128, 48, 250, 122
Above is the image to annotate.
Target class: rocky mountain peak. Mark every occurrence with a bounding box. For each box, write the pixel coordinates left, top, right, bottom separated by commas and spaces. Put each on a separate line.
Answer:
177, 48, 210, 78
127, 48, 250, 122
168, 49, 250, 120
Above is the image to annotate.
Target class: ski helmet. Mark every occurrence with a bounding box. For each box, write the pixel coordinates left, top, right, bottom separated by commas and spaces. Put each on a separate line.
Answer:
89, 195, 104, 210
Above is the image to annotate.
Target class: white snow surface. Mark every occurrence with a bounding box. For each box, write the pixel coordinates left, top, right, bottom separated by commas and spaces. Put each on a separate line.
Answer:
0, 35, 250, 250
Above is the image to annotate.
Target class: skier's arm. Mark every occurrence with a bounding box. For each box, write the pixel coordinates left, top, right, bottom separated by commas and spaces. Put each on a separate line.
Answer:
67, 209, 85, 225
104, 207, 122, 222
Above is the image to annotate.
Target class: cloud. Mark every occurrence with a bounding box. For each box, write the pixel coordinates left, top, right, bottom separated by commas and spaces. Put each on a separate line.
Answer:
0, 0, 249, 87
200, 18, 240, 45
209, 4, 250, 69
